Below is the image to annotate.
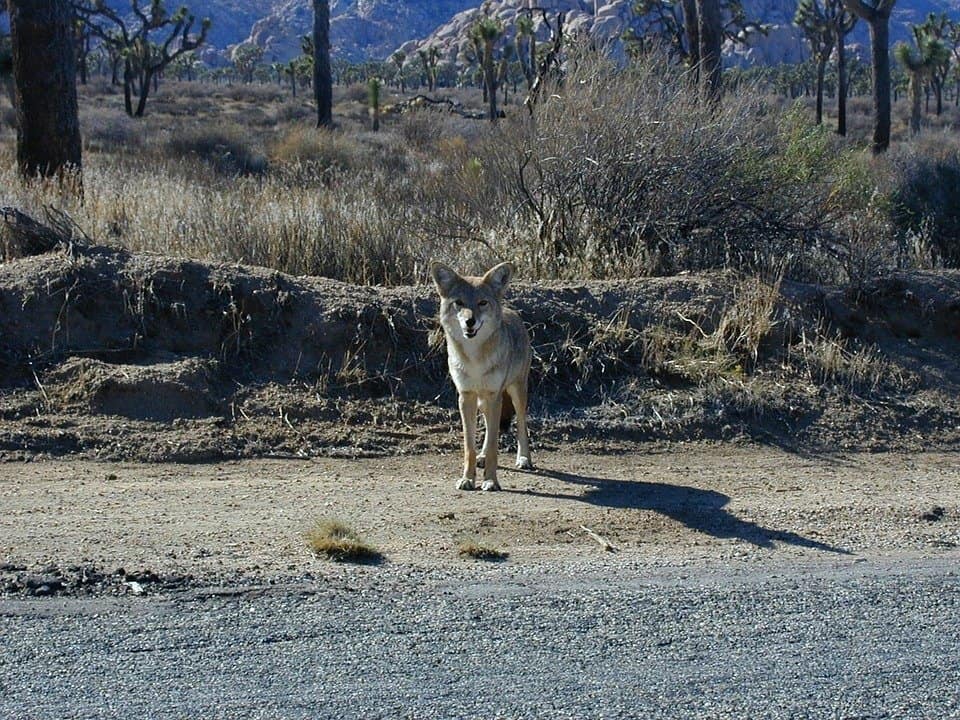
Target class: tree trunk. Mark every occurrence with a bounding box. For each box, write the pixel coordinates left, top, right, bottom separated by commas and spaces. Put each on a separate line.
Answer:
681, 0, 700, 71
528, 35, 536, 89
78, 38, 88, 85
484, 39, 497, 122
867, 17, 891, 153
313, 0, 333, 127
7, 0, 82, 183
837, 36, 848, 135
135, 70, 152, 117
815, 60, 826, 124
123, 59, 134, 116
908, 72, 921, 134
697, 0, 722, 101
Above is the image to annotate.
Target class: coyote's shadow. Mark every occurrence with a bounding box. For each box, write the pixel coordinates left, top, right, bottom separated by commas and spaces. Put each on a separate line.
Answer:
514, 468, 849, 554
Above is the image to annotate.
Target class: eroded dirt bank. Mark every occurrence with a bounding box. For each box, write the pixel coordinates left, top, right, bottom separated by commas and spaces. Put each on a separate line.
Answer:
1, 241, 960, 461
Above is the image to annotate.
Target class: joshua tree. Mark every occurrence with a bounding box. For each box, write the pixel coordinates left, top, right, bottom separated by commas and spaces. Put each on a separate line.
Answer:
794, 0, 856, 130
695, 0, 722, 99
0, 10, 12, 108
230, 43, 262, 83
417, 46, 441, 92
313, 0, 332, 127
632, 0, 762, 92
170, 49, 198, 80
285, 60, 297, 97
842, 0, 896, 152
74, 0, 209, 118
895, 32, 950, 134
515, 12, 536, 88
74, 15, 93, 84
7, 0, 82, 185
914, 13, 953, 115
472, 16, 503, 121
368, 77, 381, 131
390, 50, 406, 92
832, 0, 858, 135
794, 0, 836, 125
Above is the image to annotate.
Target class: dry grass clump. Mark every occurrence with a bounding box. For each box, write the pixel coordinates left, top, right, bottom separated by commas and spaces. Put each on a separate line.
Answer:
0, 148, 427, 283
642, 277, 783, 385
164, 123, 267, 177
790, 326, 917, 395
305, 519, 382, 563
269, 125, 362, 172
885, 133, 960, 268
457, 540, 508, 561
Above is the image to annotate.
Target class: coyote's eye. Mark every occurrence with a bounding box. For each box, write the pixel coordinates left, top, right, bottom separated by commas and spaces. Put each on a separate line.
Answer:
453, 299, 464, 307
478, 300, 489, 307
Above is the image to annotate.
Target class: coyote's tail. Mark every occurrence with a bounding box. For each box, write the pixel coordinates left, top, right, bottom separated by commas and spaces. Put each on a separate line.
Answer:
499, 391, 515, 432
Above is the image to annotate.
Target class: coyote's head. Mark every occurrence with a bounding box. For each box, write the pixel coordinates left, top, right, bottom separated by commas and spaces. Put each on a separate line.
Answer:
430, 262, 514, 343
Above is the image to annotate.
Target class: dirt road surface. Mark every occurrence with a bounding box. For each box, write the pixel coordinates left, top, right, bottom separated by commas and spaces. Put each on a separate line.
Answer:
1, 445, 957, 590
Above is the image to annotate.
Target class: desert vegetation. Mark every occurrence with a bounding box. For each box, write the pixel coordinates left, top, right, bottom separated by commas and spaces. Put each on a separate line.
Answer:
1, 44, 958, 286
305, 519, 382, 563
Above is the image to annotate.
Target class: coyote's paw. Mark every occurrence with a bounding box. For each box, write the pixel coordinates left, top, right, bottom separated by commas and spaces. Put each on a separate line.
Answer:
481, 478, 501, 492
516, 456, 534, 470
457, 477, 476, 491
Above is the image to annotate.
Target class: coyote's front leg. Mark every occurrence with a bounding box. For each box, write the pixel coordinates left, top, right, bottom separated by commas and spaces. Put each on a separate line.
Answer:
477, 391, 501, 491
457, 392, 478, 490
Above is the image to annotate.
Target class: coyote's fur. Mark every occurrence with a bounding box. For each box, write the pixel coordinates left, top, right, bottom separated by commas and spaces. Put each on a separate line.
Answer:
430, 261, 533, 491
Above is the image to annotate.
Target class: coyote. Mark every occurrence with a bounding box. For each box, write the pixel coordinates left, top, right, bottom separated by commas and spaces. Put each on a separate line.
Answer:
430, 261, 534, 491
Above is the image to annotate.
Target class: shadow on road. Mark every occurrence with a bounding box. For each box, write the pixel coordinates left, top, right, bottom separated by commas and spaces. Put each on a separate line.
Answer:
514, 468, 849, 554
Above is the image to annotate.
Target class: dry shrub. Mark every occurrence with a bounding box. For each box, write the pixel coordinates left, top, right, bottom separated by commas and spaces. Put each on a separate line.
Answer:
642, 277, 783, 385
468, 50, 851, 281
274, 101, 313, 124
886, 133, 960, 268
457, 540, 508, 561
81, 107, 144, 152
270, 125, 361, 171
305, 520, 382, 563
397, 110, 438, 151
222, 82, 287, 105
790, 325, 916, 395
165, 123, 267, 176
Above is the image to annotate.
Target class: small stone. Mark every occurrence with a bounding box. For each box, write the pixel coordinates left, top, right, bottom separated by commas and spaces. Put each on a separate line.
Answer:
920, 507, 946, 522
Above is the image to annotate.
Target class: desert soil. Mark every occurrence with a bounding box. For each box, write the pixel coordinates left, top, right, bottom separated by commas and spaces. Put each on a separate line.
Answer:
1, 444, 957, 595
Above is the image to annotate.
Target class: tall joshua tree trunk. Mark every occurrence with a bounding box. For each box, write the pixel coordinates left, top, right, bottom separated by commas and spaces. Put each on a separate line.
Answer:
868, 18, 891, 151
837, 36, 848, 135
681, 0, 700, 72
844, 0, 895, 153
483, 38, 497, 121
7, 0, 82, 184
313, 0, 332, 127
815, 58, 826, 124
697, 0, 723, 100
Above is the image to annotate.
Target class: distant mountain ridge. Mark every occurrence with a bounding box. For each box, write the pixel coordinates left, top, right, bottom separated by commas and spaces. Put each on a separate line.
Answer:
106, 0, 960, 65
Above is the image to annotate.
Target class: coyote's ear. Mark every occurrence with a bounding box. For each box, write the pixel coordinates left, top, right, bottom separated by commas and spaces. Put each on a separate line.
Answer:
430, 262, 461, 297
482, 262, 514, 296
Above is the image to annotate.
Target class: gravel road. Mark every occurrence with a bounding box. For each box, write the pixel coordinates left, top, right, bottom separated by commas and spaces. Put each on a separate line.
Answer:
3, 553, 959, 719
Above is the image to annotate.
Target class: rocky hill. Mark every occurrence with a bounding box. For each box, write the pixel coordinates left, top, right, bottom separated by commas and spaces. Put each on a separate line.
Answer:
397, 0, 960, 69
242, 0, 478, 63
104, 0, 959, 66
